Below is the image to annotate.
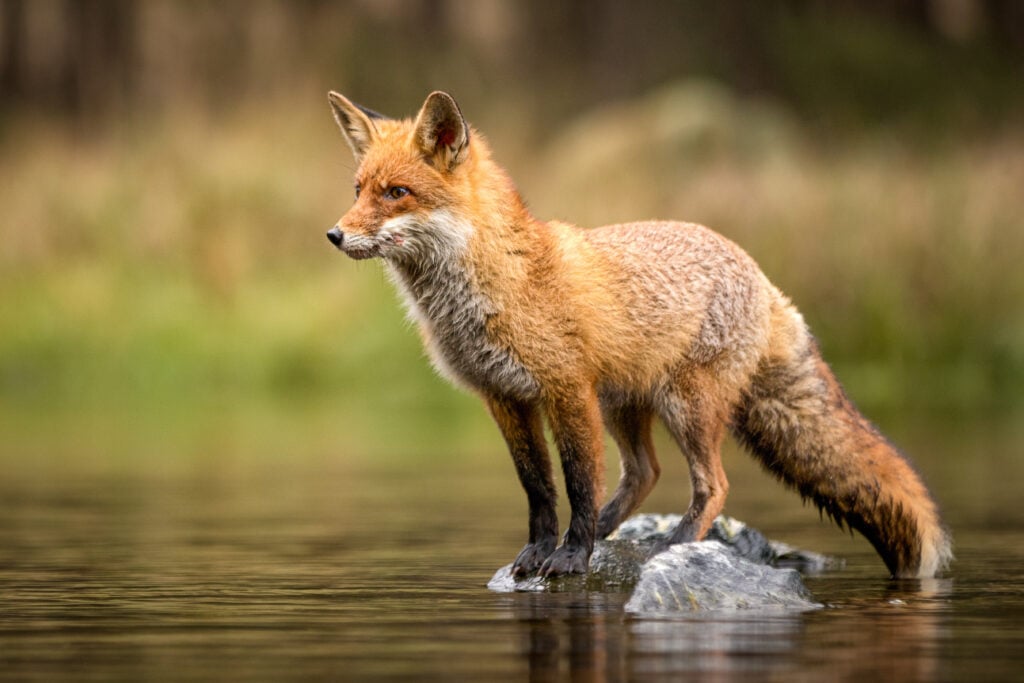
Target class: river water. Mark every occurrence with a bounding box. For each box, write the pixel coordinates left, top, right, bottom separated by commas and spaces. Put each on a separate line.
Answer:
1, 406, 1022, 681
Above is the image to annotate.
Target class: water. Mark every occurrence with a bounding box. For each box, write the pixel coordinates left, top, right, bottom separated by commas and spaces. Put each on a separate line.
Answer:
1, 407, 1022, 681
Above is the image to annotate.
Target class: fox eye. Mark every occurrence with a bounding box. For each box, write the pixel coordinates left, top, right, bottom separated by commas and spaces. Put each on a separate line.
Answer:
354, 183, 362, 199
385, 186, 410, 200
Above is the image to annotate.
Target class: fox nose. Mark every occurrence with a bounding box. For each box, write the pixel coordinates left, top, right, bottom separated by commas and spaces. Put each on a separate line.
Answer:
326, 226, 344, 248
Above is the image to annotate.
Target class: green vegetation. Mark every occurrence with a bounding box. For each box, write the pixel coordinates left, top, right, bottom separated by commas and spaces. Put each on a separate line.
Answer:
3, 2, 1023, 455
1, 82, 1022, 455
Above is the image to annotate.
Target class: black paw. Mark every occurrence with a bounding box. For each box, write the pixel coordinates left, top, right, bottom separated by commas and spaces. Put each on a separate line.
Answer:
648, 537, 675, 558
647, 519, 699, 557
512, 541, 555, 578
539, 544, 591, 577
668, 518, 700, 545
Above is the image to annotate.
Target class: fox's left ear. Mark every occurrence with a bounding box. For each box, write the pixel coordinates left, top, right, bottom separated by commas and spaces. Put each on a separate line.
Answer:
413, 91, 470, 171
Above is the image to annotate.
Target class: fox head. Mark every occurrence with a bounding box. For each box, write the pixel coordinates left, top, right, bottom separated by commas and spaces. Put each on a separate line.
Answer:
326, 90, 475, 261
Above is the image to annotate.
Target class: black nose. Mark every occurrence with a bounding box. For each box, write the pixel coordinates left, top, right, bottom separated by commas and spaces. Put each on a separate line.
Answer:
326, 226, 344, 248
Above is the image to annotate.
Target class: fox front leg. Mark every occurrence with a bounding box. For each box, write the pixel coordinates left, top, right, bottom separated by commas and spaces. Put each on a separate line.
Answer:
538, 385, 605, 577
486, 396, 559, 577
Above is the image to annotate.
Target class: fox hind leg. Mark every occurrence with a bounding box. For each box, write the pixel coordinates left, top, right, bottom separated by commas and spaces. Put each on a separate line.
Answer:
596, 401, 660, 538
656, 386, 729, 546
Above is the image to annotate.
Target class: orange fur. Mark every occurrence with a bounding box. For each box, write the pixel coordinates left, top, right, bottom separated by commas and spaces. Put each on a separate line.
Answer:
326, 91, 952, 578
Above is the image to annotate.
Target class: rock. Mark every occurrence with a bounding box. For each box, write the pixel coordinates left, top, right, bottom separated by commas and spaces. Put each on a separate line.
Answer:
769, 540, 844, 574
623, 541, 820, 613
610, 513, 776, 565
488, 514, 829, 612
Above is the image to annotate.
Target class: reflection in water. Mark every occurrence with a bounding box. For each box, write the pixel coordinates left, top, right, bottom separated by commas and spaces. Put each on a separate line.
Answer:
629, 616, 804, 679
0, 411, 1020, 681
499, 592, 627, 682
493, 578, 954, 681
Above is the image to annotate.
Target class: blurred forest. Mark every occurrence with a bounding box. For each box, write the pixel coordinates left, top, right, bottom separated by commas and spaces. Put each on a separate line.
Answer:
1, 0, 1023, 446
3, 0, 1023, 129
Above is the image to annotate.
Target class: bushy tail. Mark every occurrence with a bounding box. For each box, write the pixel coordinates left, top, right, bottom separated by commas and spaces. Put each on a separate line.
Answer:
731, 305, 953, 578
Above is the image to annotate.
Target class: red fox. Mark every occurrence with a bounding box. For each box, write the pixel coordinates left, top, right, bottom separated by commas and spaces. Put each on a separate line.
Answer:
325, 90, 952, 579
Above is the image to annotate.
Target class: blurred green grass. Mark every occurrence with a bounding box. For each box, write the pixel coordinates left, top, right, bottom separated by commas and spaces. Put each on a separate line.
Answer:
1, 82, 1022, 447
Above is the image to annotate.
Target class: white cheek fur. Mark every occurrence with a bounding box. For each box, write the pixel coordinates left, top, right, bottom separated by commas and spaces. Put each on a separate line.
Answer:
380, 209, 471, 259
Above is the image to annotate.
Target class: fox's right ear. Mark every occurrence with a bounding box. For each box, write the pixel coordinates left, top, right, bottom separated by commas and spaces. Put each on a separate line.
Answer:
328, 91, 382, 162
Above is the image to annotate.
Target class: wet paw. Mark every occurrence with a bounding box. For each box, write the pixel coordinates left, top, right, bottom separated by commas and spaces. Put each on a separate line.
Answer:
511, 541, 555, 578
539, 544, 591, 577
668, 518, 700, 545
649, 519, 700, 557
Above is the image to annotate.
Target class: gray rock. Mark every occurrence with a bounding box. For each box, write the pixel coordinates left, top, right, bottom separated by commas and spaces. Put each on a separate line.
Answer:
623, 541, 820, 613
769, 540, 844, 574
488, 514, 830, 612
610, 513, 776, 564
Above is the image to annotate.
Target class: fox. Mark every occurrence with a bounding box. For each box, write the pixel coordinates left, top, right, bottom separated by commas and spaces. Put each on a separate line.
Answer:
324, 89, 953, 579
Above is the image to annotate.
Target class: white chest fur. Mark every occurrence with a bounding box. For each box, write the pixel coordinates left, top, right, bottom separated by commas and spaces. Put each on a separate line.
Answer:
383, 213, 539, 399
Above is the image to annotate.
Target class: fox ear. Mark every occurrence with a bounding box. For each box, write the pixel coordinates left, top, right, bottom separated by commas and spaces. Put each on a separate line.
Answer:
328, 91, 381, 162
413, 91, 470, 171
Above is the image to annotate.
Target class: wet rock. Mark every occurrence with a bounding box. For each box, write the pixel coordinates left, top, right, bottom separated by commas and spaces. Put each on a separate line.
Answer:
769, 540, 843, 574
623, 541, 820, 613
610, 514, 776, 564
488, 514, 829, 612
611, 514, 840, 574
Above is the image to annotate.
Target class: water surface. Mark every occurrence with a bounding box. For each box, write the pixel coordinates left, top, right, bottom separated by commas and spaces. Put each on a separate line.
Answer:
1, 406, 1022, 681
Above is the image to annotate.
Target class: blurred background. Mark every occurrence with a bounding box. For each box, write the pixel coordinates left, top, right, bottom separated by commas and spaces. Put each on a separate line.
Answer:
1, 0, 1022, 458
3, 8, 1024, 677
